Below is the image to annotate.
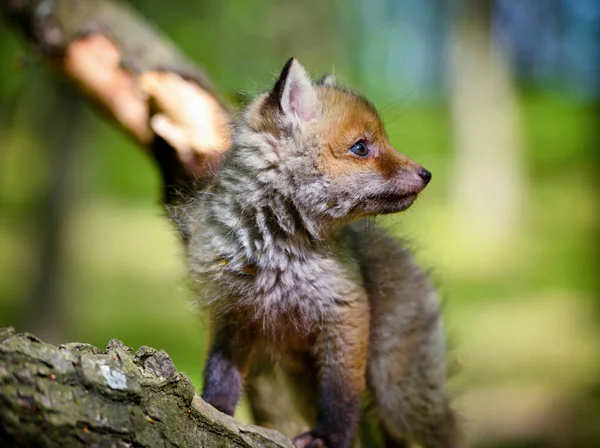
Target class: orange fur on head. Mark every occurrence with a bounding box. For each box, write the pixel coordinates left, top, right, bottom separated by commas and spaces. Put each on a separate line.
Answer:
315, 85, 421, 180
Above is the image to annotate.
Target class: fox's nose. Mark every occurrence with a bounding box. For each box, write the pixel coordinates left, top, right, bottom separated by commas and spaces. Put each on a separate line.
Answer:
419, 168, 432, 184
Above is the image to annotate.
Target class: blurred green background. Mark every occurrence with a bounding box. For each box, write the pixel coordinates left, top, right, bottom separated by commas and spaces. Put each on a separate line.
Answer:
0, 0, 598, 446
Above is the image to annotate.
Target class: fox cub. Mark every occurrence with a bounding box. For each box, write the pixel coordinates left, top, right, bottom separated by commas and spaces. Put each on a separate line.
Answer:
182, 58, 462, 448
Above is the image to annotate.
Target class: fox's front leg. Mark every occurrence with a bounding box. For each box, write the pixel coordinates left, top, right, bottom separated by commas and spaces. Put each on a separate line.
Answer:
294, 299, 370, 448
202, 318, 255, 416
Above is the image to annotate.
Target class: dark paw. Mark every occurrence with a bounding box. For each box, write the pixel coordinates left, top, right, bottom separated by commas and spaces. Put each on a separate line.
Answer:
293, 431, 327, 448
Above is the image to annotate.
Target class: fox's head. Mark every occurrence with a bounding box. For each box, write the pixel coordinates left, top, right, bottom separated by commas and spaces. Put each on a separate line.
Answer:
231, 58, 431, 237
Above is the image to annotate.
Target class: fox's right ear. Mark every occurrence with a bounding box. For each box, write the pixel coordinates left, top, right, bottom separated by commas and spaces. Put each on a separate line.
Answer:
317, 74, 336, 87
265, 58, 319, 122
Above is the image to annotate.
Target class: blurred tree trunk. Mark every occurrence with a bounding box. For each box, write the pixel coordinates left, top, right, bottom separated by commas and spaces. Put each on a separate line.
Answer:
19, 78, 84, 344
449, 0, 525, 250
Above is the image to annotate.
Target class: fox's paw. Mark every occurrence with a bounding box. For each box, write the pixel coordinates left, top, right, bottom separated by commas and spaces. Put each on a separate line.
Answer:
293, 431, 327, 448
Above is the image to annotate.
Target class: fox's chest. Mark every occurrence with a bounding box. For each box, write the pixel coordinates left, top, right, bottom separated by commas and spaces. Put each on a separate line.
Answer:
228, 254, 352, 300
209, 252, 362, 327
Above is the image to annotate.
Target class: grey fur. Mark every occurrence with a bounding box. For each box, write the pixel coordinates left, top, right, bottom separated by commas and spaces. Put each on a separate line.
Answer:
179, 60, 462, 447
185, 123, 362, 334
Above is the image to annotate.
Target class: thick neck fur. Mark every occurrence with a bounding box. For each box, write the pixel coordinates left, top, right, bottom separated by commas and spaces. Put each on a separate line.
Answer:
201, 120, 332, 272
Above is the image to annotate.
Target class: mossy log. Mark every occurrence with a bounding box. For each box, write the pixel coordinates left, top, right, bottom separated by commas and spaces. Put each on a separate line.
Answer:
0, 327, 294, 447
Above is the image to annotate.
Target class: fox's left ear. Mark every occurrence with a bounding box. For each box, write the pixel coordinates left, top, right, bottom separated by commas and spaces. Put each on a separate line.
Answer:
267, 58, 319, 122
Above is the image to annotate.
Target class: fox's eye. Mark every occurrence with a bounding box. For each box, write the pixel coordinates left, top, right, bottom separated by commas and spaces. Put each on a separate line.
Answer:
349, 140, 369, 157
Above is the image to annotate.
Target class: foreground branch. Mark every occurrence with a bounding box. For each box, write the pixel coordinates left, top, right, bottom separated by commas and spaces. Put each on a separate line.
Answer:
0, 328, 293, 447
1, 0, 233, 202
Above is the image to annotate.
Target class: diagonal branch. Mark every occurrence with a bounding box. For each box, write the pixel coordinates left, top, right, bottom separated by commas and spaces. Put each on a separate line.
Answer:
1, 0, 233, 203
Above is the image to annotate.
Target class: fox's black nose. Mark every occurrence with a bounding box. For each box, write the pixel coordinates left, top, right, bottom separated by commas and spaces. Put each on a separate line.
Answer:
419, 168, 432, 184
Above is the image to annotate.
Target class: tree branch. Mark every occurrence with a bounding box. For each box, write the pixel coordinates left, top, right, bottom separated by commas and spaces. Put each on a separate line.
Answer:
0, 327, 293, 447
1, 0, 233, 203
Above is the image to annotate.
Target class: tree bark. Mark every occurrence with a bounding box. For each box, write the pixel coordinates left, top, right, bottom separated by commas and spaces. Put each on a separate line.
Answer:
1, 0, 232, 204
0, 327, 294, 448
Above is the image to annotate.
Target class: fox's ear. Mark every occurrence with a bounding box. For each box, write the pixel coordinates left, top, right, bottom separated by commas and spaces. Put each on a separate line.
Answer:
317, 74, 336, 87
266, 58, 319, 122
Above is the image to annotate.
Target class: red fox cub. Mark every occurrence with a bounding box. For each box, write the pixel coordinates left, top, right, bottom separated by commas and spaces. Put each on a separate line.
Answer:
181, 58, 463, 448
